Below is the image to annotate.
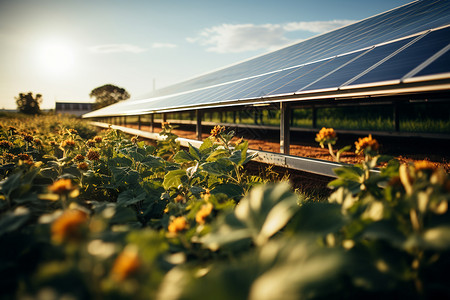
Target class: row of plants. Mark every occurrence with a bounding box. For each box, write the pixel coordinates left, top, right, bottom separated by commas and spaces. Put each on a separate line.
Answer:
0, 115, 449, 299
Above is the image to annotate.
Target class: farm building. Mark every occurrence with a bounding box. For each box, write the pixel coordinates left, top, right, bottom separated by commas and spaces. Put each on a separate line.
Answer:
56, 101, 94, 117
83, 0, 450, 174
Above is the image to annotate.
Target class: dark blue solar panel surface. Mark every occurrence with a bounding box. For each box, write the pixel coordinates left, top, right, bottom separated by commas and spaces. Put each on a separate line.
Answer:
84, 0, 450, 117
412, 45, 450, 78
349, 27, 450, 85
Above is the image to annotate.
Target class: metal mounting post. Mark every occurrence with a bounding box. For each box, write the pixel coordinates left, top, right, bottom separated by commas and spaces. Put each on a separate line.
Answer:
196, 110, 203, 140
280, 102, 291, 155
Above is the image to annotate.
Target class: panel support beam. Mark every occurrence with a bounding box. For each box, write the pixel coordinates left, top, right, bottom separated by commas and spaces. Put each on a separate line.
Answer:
280, 102, 291, 155
138, 116, 141, 130
196, 110, 203, 140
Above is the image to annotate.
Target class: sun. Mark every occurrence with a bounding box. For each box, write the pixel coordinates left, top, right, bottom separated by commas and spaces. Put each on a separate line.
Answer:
37, 40, 75, 74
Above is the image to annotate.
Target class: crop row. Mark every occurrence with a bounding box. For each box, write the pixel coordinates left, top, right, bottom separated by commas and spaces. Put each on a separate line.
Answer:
0, 115, 449, 299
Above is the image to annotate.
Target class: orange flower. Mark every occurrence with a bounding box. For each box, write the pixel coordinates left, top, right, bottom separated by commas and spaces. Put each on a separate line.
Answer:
355, 134, 379, 155
94, 136, 103, 143
86, 149, 100, 161
111, 246, 140, 281
414, 160, 437, 172
174, 194, 185, 203
196, 203, 213, 225
61, 139, 76, 148
68, 129, 78, 135
17, 153, 32, 161
51, 209, 88, 243
168, 216, 188, 234
34, 138, 42, 146
49, 179, 76, 194
0, 140, 13, 149
74, 154, 85, 161
77, 162, 89, 170
210, 125, 225, 138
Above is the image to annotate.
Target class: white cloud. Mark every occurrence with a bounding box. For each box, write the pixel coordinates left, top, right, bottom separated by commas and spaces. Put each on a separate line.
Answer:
152, 42, 177, 49
284, 20, 355, 33
89, 44, 147, 53
188, 20, 356, 54
187, 23, 288, 53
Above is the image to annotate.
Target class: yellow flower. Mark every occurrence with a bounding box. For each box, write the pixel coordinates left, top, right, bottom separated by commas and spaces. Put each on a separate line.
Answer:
86, 139, 96, 148
315, 128, 337, 146
23, 134, 34, 143
355, 134, 379, 155
49, 179, 76, 194
168, 216, 189, 234
210, 125, 225, 138
111, 246, 140, 282
51, 209, 88, 243
196, 203, 213, 225
86, 149, 100, 161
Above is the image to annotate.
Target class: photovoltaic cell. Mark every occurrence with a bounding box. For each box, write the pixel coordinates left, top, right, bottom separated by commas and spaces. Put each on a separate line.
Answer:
411, 44, 450, 78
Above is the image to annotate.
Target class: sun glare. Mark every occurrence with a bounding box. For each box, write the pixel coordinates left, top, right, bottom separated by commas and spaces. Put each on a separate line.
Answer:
37, 40, 75, 74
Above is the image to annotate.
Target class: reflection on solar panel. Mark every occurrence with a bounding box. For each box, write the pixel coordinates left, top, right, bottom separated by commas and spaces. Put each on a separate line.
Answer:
84, 0, 450, 118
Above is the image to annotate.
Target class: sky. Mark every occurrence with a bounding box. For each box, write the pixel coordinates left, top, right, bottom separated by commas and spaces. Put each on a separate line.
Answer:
0, 0, 414, 110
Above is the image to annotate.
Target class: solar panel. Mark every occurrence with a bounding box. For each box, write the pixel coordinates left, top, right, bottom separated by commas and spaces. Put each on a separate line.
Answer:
84, 0, 450, 118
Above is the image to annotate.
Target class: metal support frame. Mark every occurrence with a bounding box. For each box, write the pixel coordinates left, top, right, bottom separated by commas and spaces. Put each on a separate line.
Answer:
280, 102, 291, 155
312, 106, 317, 128
196, 110, 202, 140
150, 114, 154, 133
393, 104, 400, 131
138, 115, 141, 130
162, 113, 167, 123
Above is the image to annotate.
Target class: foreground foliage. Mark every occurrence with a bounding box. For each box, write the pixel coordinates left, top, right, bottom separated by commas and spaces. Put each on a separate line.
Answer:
0, 116, 449, 299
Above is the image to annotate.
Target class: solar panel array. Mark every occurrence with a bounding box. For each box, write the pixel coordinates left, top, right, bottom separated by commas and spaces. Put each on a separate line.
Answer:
84, 0, 450, 118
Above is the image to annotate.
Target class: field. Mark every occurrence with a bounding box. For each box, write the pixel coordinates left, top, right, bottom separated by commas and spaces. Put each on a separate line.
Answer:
1, 114, 450, 299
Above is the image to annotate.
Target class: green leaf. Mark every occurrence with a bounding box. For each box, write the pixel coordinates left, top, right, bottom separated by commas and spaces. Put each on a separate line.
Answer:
333, 166, 363, 181
141, 155, 165, 169
211, 183, 244, 199
0, 207, 30, 236
200, 136, 214, 152
173, 150, 196, 163
117, 189, 147, 206
188, 143, 201, 161
206, 149, 229, 162
201, 160, 233, 177
202, 183, 299, 251
0, 172, 22, 196
228, 150, 242, 165
163, 169, 187, 190
287, 202, 346, 235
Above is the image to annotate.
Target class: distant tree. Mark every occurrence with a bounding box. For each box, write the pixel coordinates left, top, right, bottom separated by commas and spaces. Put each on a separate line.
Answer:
89, 84, 130, 110
15, 92, 42, 115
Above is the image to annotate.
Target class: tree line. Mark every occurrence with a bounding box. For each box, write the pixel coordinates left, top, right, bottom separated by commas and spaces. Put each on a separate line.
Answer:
15, 84, 130, 115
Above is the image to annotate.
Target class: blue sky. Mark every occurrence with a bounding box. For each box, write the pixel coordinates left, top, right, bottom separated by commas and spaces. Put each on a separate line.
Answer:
0, 0, 413, 109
